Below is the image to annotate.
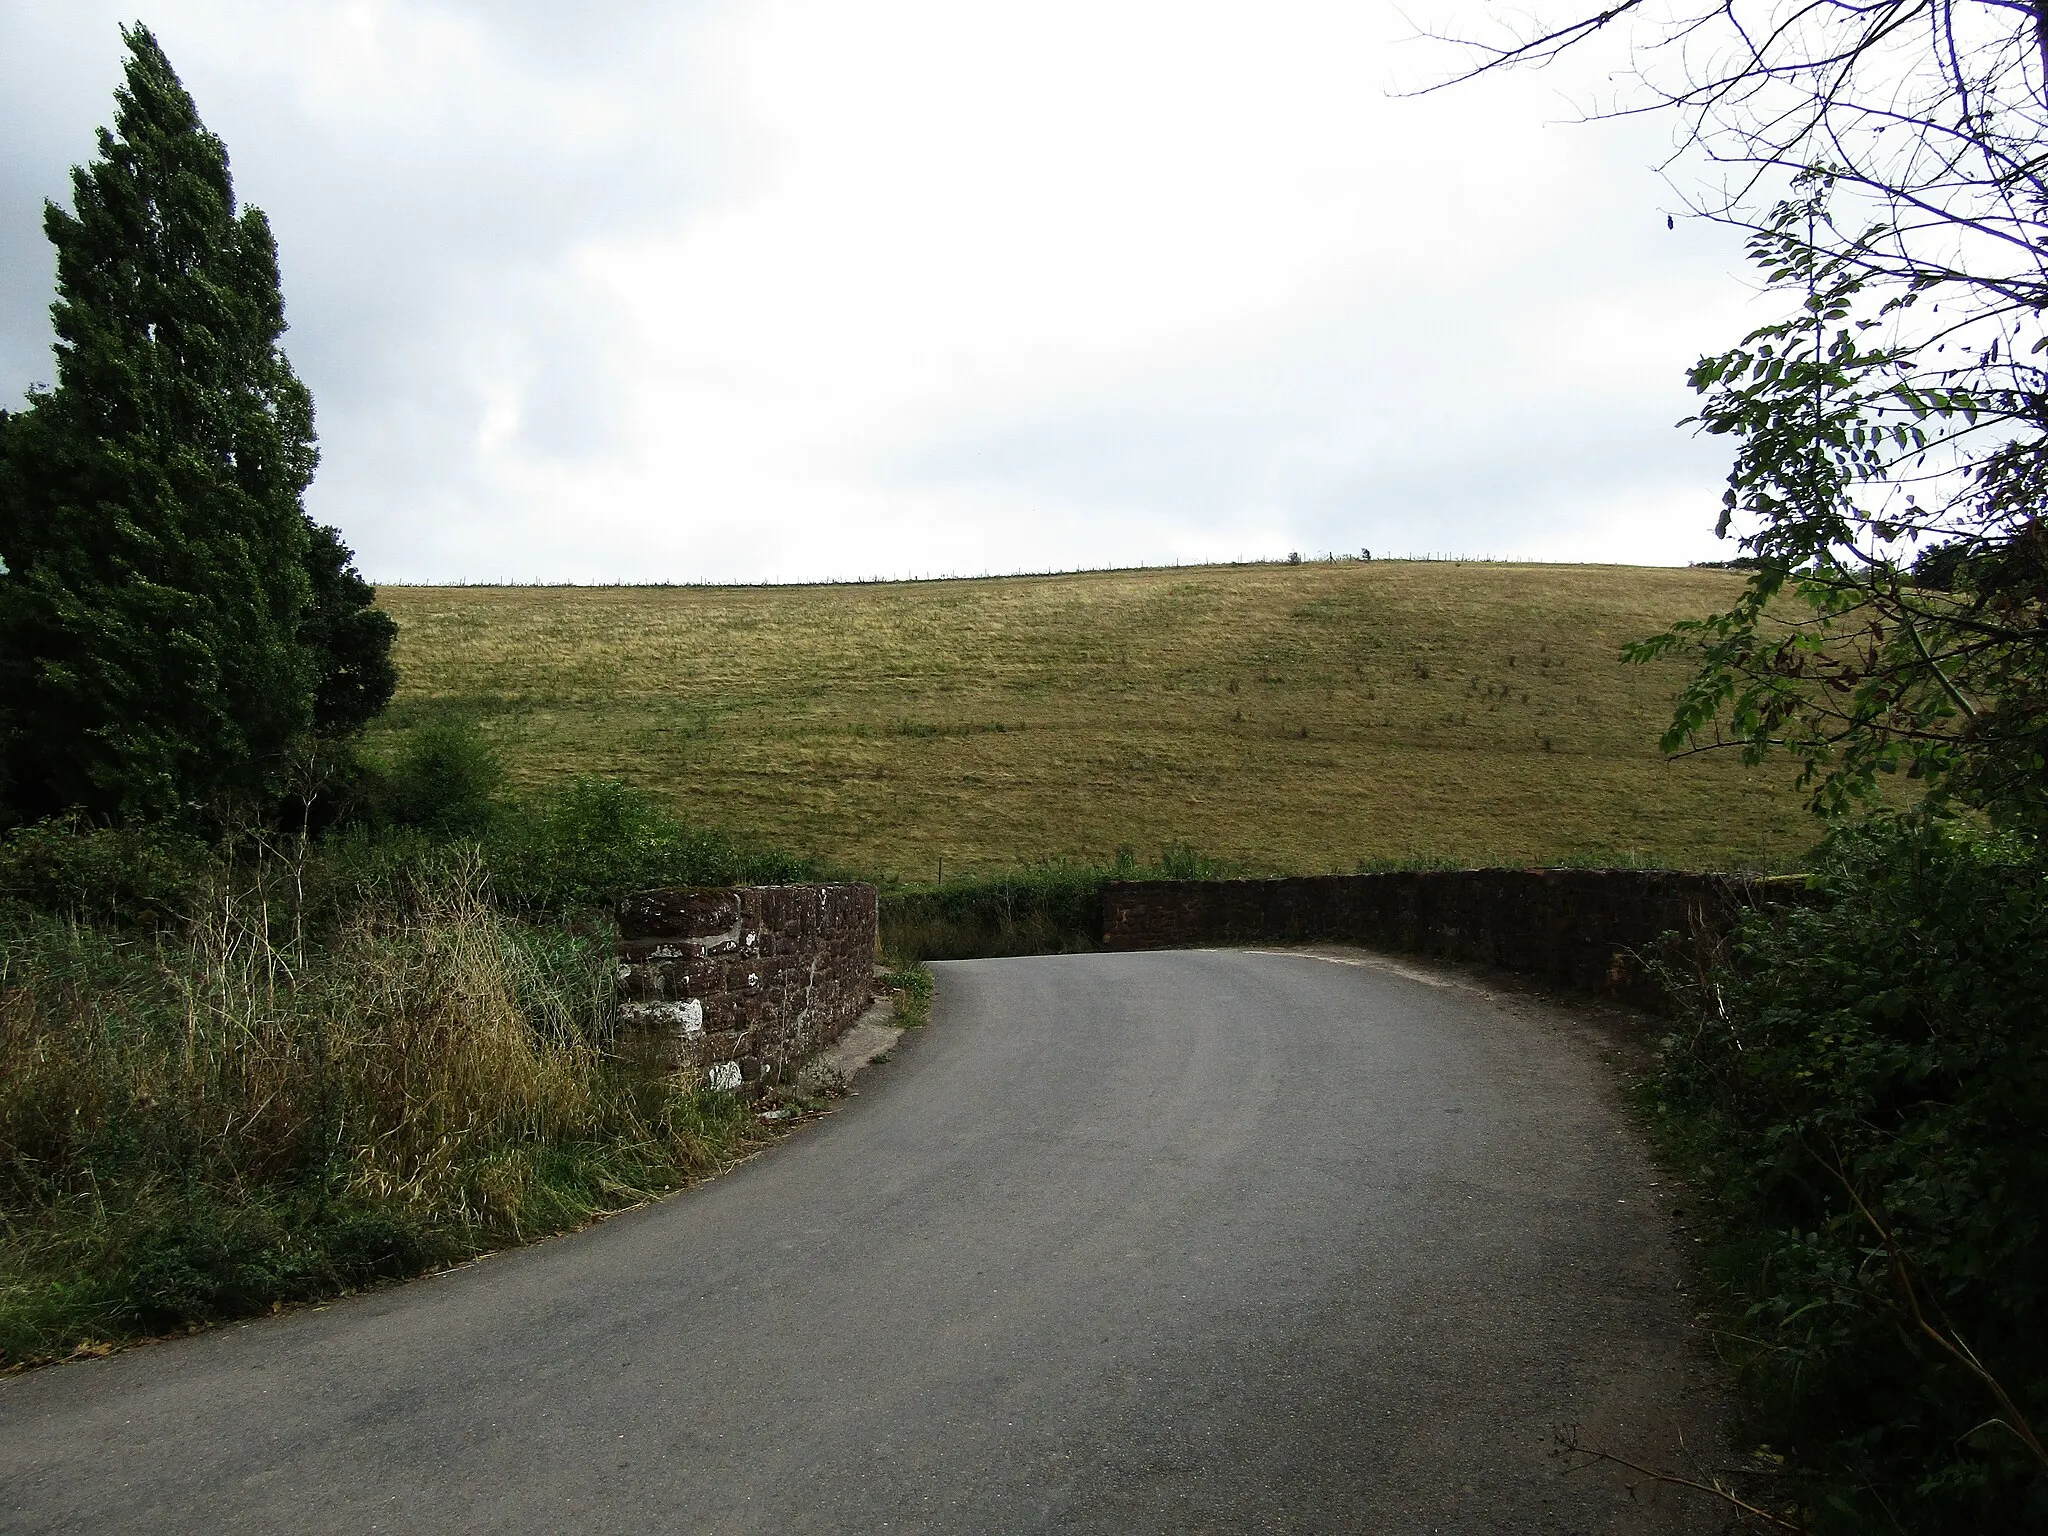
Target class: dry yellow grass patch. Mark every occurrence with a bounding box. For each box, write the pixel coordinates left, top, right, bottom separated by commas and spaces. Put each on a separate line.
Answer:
373, 560, 1815, 876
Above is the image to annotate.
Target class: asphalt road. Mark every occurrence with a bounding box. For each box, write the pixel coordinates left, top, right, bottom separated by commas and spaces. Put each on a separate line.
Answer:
0, 948, 1733, 1534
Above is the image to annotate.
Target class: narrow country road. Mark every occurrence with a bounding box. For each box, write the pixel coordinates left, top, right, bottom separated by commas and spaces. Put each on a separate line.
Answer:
0, 949, 1732, 1534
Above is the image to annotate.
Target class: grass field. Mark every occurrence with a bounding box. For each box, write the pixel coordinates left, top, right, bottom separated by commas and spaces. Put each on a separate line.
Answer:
372, 560, 1817, 878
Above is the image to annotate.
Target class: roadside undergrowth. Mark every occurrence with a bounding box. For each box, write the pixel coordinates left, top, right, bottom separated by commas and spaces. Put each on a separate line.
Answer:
1635, 822, 2048, 1532
0, 845, 768, 1369
880, 963, 934, 1027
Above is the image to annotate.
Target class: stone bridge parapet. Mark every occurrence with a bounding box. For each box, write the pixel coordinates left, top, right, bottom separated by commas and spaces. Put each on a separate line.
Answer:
1102, 869, 1806, 1009
616, 883, 878, 1090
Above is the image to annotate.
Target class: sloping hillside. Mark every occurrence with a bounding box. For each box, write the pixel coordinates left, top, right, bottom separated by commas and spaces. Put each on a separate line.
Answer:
374, 561, 1813, 877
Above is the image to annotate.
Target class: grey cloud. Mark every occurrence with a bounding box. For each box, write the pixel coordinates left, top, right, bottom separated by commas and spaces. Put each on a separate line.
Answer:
0, 1, 732, 573
2, 1, 1757, 581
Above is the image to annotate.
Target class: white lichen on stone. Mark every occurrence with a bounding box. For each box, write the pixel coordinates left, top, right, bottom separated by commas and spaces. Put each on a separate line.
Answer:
619, 999, 705, 1037
707, 1060, 743, 1092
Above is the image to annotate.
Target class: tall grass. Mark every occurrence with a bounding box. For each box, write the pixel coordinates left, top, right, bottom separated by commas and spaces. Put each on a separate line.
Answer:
0, 840, 761, 1366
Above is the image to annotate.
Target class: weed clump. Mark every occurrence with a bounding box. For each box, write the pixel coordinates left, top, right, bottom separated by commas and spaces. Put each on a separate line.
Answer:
879, 963, 935, 1027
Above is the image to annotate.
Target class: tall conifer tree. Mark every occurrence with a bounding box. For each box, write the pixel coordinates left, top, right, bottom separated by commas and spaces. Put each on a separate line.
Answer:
0, 25, 390, 824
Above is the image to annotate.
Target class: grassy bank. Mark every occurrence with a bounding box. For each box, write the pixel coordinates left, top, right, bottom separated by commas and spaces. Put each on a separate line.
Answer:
0, 800, 828, 1369
374, 561, 1817, 877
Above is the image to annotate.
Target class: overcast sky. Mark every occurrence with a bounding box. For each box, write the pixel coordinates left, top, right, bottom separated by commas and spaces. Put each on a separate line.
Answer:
0, 2, 1762, 583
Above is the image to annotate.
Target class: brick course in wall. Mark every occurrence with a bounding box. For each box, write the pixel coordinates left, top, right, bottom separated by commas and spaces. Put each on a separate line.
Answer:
615, 883, 877, 1089
1102, 870, 1804, 1009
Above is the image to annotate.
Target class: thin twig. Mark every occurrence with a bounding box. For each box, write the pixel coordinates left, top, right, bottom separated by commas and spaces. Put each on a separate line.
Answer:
1557, 1432, 1809, 1531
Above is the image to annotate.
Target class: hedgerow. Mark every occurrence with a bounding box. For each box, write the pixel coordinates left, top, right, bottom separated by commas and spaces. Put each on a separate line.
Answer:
1650, 820, 2048, 1531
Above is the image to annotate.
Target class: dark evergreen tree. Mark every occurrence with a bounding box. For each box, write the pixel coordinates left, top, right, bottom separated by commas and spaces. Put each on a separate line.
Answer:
0, 25, 391, 825
300, 520, 397, 738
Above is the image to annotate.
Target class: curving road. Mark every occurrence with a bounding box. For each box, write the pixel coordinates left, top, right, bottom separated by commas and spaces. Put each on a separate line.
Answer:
0, 948, 1731, 1534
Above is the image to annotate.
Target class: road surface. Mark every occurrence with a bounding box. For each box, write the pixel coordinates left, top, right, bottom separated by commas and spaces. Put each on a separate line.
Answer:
0, 948, 1732, 1533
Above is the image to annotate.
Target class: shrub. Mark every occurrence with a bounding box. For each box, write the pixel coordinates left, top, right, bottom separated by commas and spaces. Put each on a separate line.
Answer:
881, 862, 1113, 963
0, 818, 210, 927
374, 720, 505, 837
482, 776, 821, 916
1154, 841, 1231, 880
1652, 821, 2048, 1531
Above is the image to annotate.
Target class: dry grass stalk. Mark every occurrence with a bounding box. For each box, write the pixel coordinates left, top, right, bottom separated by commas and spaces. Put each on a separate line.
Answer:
0, 853, 660, 1233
